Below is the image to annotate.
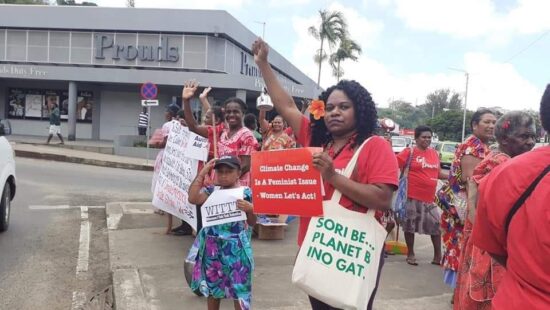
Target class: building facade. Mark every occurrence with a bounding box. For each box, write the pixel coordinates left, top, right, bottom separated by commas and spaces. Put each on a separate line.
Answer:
0, 5, 320, 140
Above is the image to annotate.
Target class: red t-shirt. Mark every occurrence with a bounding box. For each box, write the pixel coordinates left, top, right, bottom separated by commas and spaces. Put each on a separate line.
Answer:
396, 147, 440, 203
472, 146, 550, 309
296, 116, 399, 246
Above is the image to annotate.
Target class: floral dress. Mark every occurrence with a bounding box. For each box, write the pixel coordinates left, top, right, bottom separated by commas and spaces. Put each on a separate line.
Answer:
190, 186, 254, 310
207, 126, 258, 186
454, 151, 508, 308
436, 135, 488, 288
262, 129, 296, 151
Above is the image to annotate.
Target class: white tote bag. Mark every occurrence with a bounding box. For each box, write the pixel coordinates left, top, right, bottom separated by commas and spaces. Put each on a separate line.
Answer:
292, 138, 387, 309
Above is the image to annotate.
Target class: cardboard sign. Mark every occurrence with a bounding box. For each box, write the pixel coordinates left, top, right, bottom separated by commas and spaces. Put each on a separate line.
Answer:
251, 148, 323, 217
184, 132, 210, 162
201, 187, 247, 227
153, 122, 206, 230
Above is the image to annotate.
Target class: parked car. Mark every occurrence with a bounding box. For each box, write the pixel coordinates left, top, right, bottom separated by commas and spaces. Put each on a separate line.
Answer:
435, 141, 459, 168
0, 120, 16, 232
391, 136, 413, 154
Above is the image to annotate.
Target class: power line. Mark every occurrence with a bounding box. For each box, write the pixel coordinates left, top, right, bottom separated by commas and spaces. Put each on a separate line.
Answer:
504, 30, 549, 63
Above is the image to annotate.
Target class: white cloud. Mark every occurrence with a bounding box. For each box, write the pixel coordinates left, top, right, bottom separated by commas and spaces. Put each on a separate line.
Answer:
93, 0, 248, 9
268, 0, 312, 8
392, 0, 550, 39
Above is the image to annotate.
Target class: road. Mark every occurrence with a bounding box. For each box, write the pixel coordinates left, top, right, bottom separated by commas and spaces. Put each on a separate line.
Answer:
0, 157, 153, 310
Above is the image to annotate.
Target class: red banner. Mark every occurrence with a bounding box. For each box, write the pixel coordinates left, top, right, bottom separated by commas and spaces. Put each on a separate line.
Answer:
251, 148, 323, 217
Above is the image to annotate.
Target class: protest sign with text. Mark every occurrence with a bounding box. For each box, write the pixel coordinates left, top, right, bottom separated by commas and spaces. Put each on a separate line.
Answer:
201, 187, 247, 227
184, 132, 209, 162
153, 122, 204, 230
251, 148, 323, 216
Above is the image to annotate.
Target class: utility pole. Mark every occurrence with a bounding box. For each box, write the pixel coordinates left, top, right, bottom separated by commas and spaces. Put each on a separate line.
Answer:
448, 68, 470, 142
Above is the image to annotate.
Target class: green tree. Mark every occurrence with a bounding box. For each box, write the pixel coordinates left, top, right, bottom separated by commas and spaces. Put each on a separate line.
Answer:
329, 37, 361, 82
0, 0, 48, 4
126, 0, 134, 7
308, 10, 347, 85
56, 0, 97, 5
380, 100, 429, 129
427, 110, 473, 142
420, 88, 463, 119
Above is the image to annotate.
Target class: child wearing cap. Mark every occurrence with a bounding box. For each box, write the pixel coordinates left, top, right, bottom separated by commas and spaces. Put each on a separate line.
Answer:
188, 155, 256, 310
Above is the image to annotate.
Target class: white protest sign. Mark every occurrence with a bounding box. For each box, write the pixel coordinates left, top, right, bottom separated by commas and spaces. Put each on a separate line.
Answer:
201, 187, 247, 228
184, 132, 210, 162
153, 122, 206, 230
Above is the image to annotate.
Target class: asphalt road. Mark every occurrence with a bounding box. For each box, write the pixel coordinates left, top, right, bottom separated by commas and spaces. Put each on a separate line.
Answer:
0, 157, 153, 310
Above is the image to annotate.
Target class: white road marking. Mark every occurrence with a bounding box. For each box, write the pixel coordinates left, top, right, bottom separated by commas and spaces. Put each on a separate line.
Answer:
71, 291, 87, 310
76, 206, 90, 280
29, 205, 104, 210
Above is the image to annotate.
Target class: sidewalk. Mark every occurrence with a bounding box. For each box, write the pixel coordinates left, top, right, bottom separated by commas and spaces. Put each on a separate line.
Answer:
106, 203, 452, 310
8, 135, 153, 171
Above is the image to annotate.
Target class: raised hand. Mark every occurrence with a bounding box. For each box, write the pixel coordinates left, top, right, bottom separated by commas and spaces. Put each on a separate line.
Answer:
252, 37, 269, 65
199, 158, 217, 176
236, 199, 253, 213
199, 86, 212, 99
182, 80, 199, 100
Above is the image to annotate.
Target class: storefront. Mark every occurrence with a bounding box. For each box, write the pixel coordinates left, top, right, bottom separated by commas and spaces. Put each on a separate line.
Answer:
0, 5, 320, 140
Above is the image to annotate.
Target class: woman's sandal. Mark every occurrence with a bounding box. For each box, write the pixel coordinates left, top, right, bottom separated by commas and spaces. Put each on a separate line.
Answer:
406, 257, 418, 266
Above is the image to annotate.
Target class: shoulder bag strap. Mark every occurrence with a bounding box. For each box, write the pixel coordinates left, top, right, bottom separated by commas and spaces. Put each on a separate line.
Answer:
505, 164, 550, 234
401, 146, 415, 179
329, 137, 373, 204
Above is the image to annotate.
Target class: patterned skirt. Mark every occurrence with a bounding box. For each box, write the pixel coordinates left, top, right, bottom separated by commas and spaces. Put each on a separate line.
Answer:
190, 227, 254, 310
400, 199, 441, 236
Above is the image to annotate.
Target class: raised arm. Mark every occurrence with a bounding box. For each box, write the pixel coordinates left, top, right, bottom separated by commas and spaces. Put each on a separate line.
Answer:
199, 86, 212, 115
188, 159, 216, 205
252, 38, 304, 136
258, 109, 270, 134
181, 80, 209, 138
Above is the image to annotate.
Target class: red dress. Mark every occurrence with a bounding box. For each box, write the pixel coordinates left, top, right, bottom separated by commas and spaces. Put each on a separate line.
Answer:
454, 151, 508, 309
472, 147, 550, 309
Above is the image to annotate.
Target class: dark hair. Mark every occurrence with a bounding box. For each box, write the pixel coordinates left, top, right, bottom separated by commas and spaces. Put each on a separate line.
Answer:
471, 108, 495, 129
541, 84, 550, 132
176, 109, 185, 119
166, 104, 179, 117
310, 80, 378, 147
211, 105, 224, 122
223, 97, 247, 113
495, 111, 534, 142
243, 113, 257, 129
414, 125, 433, 138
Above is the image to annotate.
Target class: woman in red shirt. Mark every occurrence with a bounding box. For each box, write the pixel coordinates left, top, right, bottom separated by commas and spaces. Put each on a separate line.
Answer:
252, 38, 398, 310
472, 86, 550, 309
396, 125, 448, 266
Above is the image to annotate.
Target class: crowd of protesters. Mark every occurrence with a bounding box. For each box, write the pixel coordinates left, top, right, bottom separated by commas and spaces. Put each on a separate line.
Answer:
146, 36, 550, 310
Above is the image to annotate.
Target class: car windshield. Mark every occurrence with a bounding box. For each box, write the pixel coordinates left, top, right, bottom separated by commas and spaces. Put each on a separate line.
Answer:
442, 144, 457, 153
392, 137, 407, 147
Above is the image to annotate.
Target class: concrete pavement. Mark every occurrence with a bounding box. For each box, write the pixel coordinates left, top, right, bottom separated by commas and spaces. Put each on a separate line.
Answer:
8, 135, 154, 171
107, 202, 452, 310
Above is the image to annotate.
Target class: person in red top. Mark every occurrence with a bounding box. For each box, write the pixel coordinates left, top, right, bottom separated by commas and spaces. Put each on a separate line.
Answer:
472, 85, 550, 310
396, 125, 448, 266
252, 38, 398, 310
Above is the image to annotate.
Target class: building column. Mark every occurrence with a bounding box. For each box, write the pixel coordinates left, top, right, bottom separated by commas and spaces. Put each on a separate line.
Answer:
235, 89, 247, 102
68, 81, 77, 141
91, 88, 100, 140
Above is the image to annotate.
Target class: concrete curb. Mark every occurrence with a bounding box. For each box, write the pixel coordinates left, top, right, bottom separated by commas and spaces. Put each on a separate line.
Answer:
112, 268, 149, 310
15, 149, 153, 171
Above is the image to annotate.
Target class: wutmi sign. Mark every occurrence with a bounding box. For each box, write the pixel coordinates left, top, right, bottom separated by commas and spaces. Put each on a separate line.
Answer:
94, 34, 179, 62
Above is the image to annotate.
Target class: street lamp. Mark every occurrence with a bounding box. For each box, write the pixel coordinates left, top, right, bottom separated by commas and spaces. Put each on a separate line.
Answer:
448, 68, 469, 142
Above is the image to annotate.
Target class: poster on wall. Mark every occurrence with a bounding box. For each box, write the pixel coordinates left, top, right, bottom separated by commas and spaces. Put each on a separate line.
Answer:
8, 89, 25, 118
24, 94, 44, 118
77, 91, 93, 121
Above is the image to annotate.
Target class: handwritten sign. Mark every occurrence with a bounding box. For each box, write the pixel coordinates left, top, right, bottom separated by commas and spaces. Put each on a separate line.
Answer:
251, 148, 323, 217
153, 122, 205, 230
184, 132, 210, 162
201, 187, 246, 227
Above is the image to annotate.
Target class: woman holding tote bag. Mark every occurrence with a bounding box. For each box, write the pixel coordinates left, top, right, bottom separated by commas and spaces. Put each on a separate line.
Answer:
252, 38, 398, 310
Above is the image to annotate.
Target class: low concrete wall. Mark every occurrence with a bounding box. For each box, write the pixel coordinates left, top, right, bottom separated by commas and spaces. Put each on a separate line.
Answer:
114, 135, 160, 160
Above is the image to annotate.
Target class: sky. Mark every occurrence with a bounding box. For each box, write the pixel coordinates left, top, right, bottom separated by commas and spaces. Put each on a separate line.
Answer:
92, 0, 549, 111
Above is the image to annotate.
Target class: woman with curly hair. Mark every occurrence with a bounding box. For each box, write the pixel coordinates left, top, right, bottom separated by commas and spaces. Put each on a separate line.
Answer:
252, 38, 398, 310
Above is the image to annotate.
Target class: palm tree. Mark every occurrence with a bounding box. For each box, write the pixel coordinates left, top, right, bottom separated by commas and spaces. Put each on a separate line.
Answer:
329, 37, 362, 82
308, 10, 347, 85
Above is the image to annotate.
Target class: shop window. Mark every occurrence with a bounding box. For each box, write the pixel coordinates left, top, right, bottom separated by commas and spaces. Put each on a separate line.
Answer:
207, 36, 225, 72
183, 35, 206, 69
7, 88, 94, 123
49, 31, 70, 63
6, 30, 26, 61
